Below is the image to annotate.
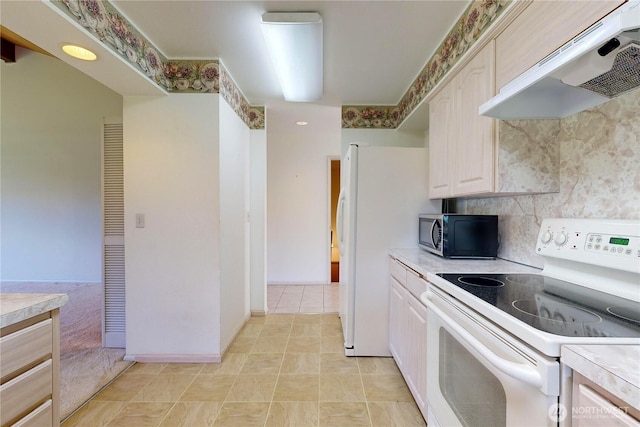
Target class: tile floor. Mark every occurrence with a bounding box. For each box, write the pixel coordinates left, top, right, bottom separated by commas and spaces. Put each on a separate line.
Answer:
62, 313, 426, 427
267, 284, 339, 314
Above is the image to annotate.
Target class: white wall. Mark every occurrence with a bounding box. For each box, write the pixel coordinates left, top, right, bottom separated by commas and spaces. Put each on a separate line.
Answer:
1, 48, 122, 282
267, 105, 341, 284
341, 128, 425, 157
219, 100, 250, 351
250, 130, 267, 314
123, 94, 221, 359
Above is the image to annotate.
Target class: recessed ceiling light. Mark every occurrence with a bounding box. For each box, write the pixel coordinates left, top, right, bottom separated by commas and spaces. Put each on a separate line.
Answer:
62, 44, 97, 61
296, 121, 308, 126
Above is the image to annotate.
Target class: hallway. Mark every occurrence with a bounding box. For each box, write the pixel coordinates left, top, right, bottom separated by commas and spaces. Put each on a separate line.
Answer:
267, 284, 339, 314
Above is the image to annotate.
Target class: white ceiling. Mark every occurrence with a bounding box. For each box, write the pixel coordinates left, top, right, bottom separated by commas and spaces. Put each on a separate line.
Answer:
2, 0, 469, 109
0, 0, 469, 130
110, 0, 470, 107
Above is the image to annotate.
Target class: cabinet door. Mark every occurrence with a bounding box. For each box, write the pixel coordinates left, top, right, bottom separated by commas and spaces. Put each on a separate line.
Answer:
572, 373, 640, 427
406, 294, 428, 417
453, 41, 495, 196
428, 84, 454, 198
389, 277, 406, 369
496, 0, 624, 91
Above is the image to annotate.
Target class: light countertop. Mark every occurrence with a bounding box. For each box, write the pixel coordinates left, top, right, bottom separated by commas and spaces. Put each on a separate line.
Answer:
389, 247, 541, 277
562, 345, 640, 410
0, 293, 68, 328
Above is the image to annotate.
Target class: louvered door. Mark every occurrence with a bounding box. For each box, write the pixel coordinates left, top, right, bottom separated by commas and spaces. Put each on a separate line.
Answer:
103, 120, 125, 348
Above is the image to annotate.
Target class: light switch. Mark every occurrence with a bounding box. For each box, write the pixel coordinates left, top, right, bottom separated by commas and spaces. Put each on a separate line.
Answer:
135, 213, 145, 228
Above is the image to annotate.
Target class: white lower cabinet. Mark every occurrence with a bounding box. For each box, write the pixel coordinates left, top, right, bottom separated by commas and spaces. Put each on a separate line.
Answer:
389, 276, 406, 370
572, 372, 640, 427
389, 257, 428, 420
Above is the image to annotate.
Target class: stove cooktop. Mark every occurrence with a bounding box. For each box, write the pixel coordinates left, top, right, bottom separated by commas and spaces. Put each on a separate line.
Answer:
437, 273, 640, 339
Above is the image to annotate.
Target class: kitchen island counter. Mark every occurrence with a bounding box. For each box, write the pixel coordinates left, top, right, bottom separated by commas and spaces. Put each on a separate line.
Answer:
0, 292, 68, 328
1, 292, 68, 426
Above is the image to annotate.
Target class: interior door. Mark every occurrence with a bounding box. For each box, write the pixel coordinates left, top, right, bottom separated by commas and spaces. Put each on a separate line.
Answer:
102, 119, 125, 348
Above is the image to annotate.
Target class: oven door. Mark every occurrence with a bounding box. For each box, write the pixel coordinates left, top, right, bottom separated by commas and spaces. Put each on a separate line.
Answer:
422, 287, 560, 427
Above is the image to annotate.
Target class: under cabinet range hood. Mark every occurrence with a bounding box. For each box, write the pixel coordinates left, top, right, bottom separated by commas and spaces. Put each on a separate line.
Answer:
480, 0, 640, 119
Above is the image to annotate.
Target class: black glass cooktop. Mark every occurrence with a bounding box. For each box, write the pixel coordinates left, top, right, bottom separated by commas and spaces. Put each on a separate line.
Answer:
437, 273, 640, 338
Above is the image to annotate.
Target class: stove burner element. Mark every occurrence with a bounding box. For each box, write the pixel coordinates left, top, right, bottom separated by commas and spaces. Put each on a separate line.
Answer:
512, 299, 603, 336
512, 299, 602, 323
458, 276, 505, 287
436, 272, 640, 338
607, 306, 640, 324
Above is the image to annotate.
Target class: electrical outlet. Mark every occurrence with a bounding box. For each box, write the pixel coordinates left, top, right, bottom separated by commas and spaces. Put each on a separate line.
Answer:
135, 213, 145, 228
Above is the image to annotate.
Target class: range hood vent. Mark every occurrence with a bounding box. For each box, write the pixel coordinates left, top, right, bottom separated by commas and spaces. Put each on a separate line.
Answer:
579, 42, 640, 97
480, 0, 640, 119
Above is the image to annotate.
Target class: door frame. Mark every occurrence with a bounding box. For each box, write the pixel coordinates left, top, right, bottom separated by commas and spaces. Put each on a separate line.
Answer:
327, 156, 341, 284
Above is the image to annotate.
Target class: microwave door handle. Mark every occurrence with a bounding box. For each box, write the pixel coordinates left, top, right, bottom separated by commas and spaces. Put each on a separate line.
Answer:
336, 188, 346, 252
421, 292, 543, 390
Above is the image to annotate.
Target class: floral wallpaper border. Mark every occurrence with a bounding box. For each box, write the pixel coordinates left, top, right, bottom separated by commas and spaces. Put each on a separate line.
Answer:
53, 0, 507, 130
53, 0, 265, 129
342, 0, 509, 129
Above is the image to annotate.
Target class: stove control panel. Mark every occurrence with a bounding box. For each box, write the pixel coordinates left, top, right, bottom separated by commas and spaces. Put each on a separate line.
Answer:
586, 233, 637, 256
536, 218, 640, 274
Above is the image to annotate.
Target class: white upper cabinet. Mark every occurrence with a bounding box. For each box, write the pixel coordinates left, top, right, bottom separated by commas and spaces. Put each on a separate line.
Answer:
428, 42, 497, 198
452, 41, 495, 196
495, 0, 625, 92
426, 0, 626, 199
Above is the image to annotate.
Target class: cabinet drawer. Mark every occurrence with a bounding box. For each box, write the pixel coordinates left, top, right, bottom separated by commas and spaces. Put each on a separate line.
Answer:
11, 399, 53, 427
406, 270, 427, 301
0, 359, 52, 425
1, 319, 52, 380
390, 258, 407, 285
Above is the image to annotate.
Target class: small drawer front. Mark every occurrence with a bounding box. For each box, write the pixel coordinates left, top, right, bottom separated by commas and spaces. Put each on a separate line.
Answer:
406, 270, 428, 301
390, 258, 407, 286
11, 399, 52, 427
0, 359, 52, 426
1, 319, 52, 380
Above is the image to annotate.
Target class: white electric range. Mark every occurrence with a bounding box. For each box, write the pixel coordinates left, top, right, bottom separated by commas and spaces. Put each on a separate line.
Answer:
422, 218, 640, 427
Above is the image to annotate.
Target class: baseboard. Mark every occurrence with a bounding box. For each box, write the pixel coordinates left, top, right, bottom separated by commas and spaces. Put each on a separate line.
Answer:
251, 310, 266, 317
124, 354, 222, 363
0, 280, 102, 284
267, 282, 329, 286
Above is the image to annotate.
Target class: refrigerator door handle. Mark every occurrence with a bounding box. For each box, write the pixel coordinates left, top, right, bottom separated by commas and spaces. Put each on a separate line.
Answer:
336, 187, 346, 252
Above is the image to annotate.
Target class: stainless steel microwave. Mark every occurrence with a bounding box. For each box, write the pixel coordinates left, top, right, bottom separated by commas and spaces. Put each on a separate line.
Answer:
418, 214, 498, 259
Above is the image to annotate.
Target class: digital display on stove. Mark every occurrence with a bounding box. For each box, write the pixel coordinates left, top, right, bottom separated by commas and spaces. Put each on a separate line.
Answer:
609, 237, 630, 245
437, 273, 640, 338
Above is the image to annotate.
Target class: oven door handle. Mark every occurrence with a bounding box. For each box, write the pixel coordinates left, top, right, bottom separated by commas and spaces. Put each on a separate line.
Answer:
421, 291, 544, 390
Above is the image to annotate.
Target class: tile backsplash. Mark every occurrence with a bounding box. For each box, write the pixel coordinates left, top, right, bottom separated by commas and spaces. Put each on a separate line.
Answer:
466, 89, 640, 269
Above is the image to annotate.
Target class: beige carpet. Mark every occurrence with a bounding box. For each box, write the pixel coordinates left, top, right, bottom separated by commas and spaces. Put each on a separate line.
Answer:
0, 282, 133, 419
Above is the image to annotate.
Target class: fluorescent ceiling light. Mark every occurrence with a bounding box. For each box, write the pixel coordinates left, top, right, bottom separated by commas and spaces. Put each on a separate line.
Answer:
261, 12, 323, 102
61, 44, 97, 61
296, 121, 308, 126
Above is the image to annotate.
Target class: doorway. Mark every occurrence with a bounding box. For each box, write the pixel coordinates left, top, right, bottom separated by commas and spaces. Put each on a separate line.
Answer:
329, 158, 341, 283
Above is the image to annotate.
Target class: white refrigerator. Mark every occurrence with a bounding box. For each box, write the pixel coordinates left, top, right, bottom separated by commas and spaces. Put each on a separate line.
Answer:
336, 144, 440, 356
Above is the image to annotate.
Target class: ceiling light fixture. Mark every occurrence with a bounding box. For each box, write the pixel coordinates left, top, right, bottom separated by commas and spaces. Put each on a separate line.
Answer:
260, 12, 323, 102
296, 121, 309, 126
61, 44, 97, 61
